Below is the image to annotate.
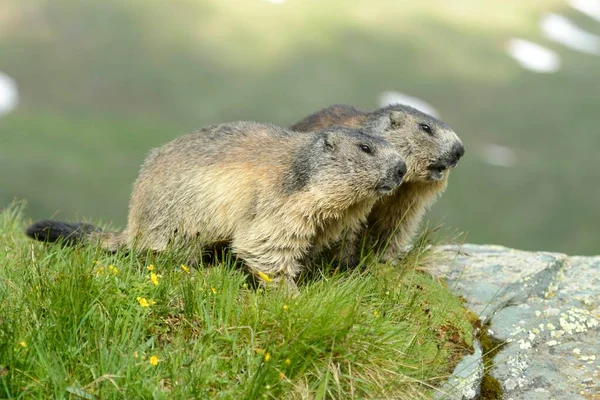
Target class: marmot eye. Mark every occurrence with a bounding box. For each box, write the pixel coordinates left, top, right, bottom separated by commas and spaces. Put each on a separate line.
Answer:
419, 123, 433, 134
359, 144, 373, 154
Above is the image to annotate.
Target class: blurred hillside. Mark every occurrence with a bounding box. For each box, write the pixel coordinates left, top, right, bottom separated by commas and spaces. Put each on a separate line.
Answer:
1, 0, 599, 255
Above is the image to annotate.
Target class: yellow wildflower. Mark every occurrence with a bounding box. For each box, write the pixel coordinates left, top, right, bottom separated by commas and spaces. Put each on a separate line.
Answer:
181, 264, 190, 274
147, 265, 154, 271
136, 297, 156, 307
284, 358, 291, 365
150, 272, 159, 286
107, 265, 118, 275
373, 310, 380, 317
149, 355, 159, 366
264, 353, 271, 362
211, 286, 217, 295
134, 351, 139, 359
18, 341, 27, 348
257, 271, 273, 283
282, 304, 289, 311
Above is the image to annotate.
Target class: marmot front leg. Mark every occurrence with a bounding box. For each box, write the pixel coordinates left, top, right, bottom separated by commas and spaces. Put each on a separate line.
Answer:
328, 225, 363, 270
231, 228, 310, 292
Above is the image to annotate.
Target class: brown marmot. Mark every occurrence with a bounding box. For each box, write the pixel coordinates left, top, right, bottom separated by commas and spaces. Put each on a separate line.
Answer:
290, 104, 464, 262
26, 121, 407, 288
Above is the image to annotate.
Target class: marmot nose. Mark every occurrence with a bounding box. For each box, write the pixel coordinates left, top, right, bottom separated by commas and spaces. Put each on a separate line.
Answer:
453, 143, 465, 162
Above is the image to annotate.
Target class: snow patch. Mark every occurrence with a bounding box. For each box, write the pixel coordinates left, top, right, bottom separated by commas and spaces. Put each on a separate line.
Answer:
505, 38, 562, 73
540, 13, 600, 55
479, 143, 518, 167
569, 0, 600, 23
0, 71, 19, 116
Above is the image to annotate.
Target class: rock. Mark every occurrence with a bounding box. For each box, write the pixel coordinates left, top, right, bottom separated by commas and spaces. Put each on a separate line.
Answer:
434, 244, 600, 399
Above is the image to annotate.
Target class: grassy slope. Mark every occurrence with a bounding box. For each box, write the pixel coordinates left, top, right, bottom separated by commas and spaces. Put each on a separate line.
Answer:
0, 203, 473, 399
1, 0, 600, 254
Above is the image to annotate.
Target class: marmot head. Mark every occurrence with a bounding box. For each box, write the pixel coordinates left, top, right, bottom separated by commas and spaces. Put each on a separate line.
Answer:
367, 105, 464, 182
299, 127, 407, 198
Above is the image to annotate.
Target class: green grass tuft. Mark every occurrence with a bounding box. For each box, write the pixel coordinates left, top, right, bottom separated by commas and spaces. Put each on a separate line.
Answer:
0, 202, 474, 399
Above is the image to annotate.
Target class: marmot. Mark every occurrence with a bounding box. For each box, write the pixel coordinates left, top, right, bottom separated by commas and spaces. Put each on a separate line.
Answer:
290, 104, 464, 262
26, 122, 407, 288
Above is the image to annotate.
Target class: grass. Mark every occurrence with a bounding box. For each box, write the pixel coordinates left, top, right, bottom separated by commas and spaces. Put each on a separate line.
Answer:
0, 202, 474, 399
1, 0, 600, 254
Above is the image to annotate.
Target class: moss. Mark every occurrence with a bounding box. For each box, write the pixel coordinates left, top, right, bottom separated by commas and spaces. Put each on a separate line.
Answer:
476, 322, 505, 399
465, 308, 481, 328
477, 325, 504, 362
457, 296, 505, 399
480, 374, 503, 399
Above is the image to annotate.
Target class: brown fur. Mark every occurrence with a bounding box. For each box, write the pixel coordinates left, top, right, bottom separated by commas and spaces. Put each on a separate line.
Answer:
291, 104, 464, 261
26, 121, 406, 289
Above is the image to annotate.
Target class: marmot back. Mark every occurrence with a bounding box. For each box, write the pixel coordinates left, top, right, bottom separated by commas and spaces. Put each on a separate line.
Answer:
291, 104, 465, 261
26, 121, 407, 289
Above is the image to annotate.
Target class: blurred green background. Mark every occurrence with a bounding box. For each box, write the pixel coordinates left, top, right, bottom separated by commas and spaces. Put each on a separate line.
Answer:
1, 0, 599, 255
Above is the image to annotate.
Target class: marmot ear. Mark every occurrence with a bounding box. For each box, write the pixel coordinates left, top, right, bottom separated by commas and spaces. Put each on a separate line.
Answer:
323, 132, 340, 152
389, 110, 406, 128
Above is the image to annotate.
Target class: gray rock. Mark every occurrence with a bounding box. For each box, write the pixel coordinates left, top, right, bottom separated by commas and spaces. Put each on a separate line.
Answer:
433, 244, 600, 399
